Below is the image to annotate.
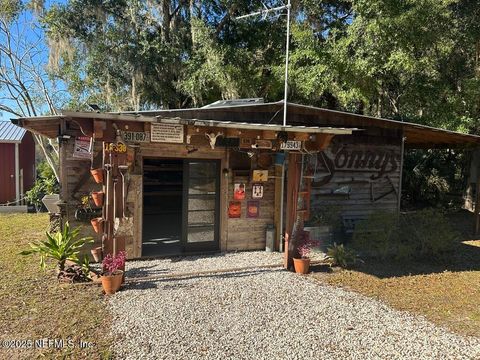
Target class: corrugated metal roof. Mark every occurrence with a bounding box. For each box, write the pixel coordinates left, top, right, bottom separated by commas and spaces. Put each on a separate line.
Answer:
0, 121, 26, 143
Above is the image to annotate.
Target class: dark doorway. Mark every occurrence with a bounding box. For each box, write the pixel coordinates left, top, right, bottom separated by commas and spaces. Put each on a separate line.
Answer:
142, 158, 220, 257
142, 159, 184, 256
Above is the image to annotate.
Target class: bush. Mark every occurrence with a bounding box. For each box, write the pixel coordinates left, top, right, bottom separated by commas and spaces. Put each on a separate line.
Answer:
352, 211, 398, 260
399, 209, 458, 262
352, 209, 459, 262
25, 160, 59, 211
326, 243, 360, 268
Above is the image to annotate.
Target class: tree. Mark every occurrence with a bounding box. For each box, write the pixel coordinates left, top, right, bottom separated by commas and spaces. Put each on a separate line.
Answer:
0, 0, 61, 180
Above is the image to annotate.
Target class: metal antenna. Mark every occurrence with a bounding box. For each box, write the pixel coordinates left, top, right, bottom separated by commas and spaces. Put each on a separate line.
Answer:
235, 0, 292, 127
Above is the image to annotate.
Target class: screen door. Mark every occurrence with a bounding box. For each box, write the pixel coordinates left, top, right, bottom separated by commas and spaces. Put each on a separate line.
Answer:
182, 160, 220, 252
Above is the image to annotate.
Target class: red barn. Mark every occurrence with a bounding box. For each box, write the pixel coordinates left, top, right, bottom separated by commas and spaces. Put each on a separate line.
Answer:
0, 121, 35, 205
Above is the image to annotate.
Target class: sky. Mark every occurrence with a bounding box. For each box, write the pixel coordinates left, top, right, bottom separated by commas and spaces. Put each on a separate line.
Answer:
0, 1, 65, 122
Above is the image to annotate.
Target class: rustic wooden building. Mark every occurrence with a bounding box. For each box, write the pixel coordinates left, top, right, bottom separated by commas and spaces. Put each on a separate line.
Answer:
12, 101, 480, 264
0, 121, 35, 206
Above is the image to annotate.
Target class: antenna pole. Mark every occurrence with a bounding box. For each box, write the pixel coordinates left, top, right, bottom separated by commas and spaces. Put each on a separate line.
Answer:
283, 0, 291, 127
235, 1, 292, 126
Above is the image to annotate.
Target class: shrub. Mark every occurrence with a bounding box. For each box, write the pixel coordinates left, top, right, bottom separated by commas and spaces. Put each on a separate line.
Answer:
25, 160, 59, 211
399, 209, 458, 261
326, 243, 360, 268
352, 211, 398, 260
20, 222, 93, 271
352, 209, 458, 262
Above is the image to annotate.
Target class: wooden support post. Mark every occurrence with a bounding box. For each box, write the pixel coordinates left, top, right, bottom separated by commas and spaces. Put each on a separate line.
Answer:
274, 161, 284, 252
475, 176, 480, 235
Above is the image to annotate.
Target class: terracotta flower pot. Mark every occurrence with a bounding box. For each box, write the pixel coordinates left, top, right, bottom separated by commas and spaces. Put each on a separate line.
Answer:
90, 217, 103, 233
293, 258, 311, 274
101, 270, 124, 295
90, 168, 104, 184
91, 191, 104, 207
91, 247, 103, 262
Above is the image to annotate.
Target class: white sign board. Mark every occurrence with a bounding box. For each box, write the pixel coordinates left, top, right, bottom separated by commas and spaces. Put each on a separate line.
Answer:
280, 140, 302, 151
151, 123, 184, 143
73, 136, 92, 159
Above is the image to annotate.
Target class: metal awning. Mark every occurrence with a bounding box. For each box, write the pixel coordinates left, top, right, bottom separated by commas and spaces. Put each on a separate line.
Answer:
156, 116, 357, 135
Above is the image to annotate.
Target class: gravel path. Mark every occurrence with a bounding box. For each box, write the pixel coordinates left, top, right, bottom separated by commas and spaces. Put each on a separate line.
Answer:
111, 253, 480, 360
125, 251, 283, 278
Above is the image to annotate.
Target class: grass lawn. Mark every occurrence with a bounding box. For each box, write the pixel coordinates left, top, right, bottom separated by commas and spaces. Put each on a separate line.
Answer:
312, 211, 480, 337
0, 214, 112, 359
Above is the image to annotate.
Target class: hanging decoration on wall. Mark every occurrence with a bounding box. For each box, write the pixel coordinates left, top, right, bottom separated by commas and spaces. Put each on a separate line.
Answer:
247, 200, 260, 218
73, 136, 92, 159
252, 183, 264, 199
228, 201, 242, 218
234, 183, 246, 200
252, 170, 269, 182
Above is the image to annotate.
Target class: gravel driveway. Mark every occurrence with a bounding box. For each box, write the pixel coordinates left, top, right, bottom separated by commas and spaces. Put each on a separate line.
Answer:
110, 252, 480, 359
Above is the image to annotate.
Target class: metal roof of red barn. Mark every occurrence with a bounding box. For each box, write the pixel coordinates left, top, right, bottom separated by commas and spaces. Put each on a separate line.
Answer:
0, 121, 26, 143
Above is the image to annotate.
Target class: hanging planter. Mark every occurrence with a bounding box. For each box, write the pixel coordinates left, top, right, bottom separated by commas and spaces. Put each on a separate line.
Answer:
90, 246, 103, 262
91, 191, 104, 207
90, 168, 104, 184
90, 217, 104, 234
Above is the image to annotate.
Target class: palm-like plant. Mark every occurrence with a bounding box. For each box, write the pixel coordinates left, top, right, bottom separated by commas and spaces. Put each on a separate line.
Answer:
20, 222, 93, 271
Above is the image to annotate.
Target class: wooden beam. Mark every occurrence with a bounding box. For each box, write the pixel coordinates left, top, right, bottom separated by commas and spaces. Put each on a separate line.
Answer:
274, 162, 283, 251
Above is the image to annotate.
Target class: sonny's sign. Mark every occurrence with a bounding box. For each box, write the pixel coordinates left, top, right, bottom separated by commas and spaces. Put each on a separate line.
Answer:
314, 146, 401, 185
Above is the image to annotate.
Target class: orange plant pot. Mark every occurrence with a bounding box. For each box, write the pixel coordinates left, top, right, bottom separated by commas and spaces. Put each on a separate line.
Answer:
90, 217, 103, 234
91, 191, 104, 207
91, 247, 103, 262
90, 168, 104, 184
101, 270, 123, 295
293, 258, 311, 274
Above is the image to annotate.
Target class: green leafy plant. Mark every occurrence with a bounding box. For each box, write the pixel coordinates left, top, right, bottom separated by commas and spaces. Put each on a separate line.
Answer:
20, 222, 93, 271
25, 160, 60, 212
326, 243, 361, 268
399, 209, 458, 261
352, 211, 398, 260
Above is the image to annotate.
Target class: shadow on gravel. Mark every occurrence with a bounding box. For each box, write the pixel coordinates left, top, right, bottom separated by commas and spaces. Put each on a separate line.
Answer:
124, 268, 284, 291
125, 264, 170, 278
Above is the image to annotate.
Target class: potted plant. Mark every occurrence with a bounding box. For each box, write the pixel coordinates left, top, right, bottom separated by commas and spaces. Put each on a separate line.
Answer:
75, 195, 101, 222
293, 234, 319, 274
91, 246, 103, 262
101, 251, 126, 295
90, 168, 104, 184
91, 191, 104, 207
90, 217, 104, 233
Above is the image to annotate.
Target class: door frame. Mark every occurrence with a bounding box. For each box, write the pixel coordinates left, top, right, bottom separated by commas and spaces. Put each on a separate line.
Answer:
181, 159, 221, 253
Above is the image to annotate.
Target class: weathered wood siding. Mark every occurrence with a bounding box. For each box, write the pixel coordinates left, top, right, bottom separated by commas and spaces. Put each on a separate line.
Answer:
61, 139, 103, 253
309, 135, 402, 227
225, 169, 275, 251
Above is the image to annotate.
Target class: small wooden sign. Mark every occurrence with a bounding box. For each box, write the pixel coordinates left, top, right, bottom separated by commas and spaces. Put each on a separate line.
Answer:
73, 136, 92, 159
121, 131, 149, 143
151, 123, 184, 143
247, 200, 259, 218
252, 183, 264, 199
234, 183, 246, 200
252, 170, 268, 182
228, 201, 241, 218
280, 140, 302, 151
